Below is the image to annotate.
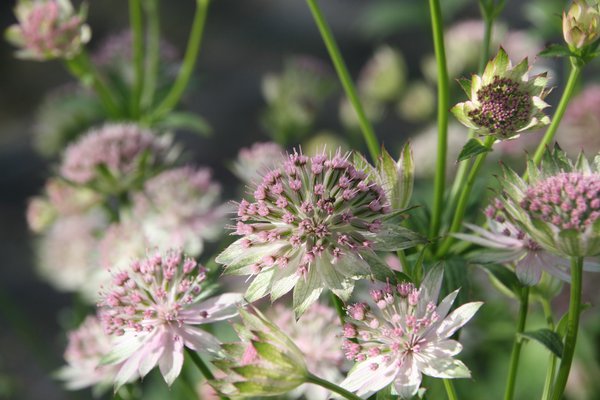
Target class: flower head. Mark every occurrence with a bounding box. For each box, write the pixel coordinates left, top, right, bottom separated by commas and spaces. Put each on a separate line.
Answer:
452, 48, 550, 140
217, 149, 417, 316
60, 123, 171, 192
341, 267, 482, 399
563, 0, 600, 51
132, 167, 223, 256
231, 142, 285, 184
212, 307, 308, 398
271, 303, 345, 400
498, 148, 600, 257
56, 314, 129, 392
99, 249, 243, 388
5, 0, 90, 60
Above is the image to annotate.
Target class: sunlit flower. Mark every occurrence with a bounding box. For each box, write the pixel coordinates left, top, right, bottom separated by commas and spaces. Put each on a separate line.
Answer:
132, 167, 224, 256
563, 0, 600, 51
99, 249, 243, 388
56, 314, 129, 393
231, 142, 285, 184
60, 123, 171, 192
216, 149, 417, 316
341, 267, 482, 399
5, 0, 90, 60
499, 149, 600, 257
451, 48, 550, 140
271, 303, 344, 400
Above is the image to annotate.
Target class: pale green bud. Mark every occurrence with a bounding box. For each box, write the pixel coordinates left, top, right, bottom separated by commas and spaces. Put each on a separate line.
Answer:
563, 0, 600, 50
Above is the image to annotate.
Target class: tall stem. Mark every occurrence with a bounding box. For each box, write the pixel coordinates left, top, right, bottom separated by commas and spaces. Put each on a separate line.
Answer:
305, 0, 380, 161
478, 16, 493, 73
427, 0, 450, 240
129, 0, 144, 118
550, 256, 584, 400
503, 286, 530, 400
306, 373, 362, 400
437, 135, 495, 257
529, 64, 580, 168
152, 0, 211, 120
443, 378, 458, 400
541, 298, 557, 400
141, 0, 160, 111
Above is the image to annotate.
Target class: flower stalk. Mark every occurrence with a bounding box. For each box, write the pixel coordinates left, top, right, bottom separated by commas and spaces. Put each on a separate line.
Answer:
306, 373, 362, 400
304, 0, 380, 160
541, 299, 557, 400
503, 286, 530, 400
141, 0, 161, 110
128, 0, 144, 118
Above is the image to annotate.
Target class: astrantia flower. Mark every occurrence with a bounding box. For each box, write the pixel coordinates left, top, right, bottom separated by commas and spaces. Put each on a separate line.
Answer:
216, 149, 419, 316
271, 303, 345, 400
563, 0, 600, 51
341, 267, 482, 399
99, 249, 243, 388
231, 142, 285, 184
5, 0, 90, 60
56, 314, 128, 393
451, 48, 550, 140
132, 167, 224, 256
60, 123, 171, 192
499, 149, 600, 257
212, 307, 308, 398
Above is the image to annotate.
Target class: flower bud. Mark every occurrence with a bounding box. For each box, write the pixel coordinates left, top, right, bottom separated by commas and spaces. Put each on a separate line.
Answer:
563, 0, 600, 51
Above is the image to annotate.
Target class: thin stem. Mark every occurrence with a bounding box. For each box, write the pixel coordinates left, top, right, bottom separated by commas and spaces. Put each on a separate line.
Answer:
503, 286, 530, 400
478, 16, 493, 73
305, 0, 380, 161
152, 0, 211, 120
541, 298, 557, 400
141, 0, 160, 111
529, 64, 580, 169
186, 347, 215, 380
443, 378, 458, 400
306, 373, 362, 400
437, 135, 495, 257
129, 0, 144, 118
65, 52, 121, 118
550, 256, 584, 400
427, 0, 449, 241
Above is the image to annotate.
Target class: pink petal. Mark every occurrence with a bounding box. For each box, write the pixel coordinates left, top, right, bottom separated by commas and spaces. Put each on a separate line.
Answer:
181, 293, 244, 324
179, 326, 221, 355
158, 333, 185, 386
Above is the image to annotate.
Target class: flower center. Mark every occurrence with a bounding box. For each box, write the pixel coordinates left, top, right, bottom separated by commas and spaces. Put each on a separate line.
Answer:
469, 76, 532, 138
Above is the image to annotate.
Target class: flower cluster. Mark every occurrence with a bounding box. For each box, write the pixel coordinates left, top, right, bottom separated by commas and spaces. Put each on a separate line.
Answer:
5, 0, 90, 60
217, 149, 413, 316
452, 48, 550, 140
341, 268, 482, 399
99, 249, 243, 387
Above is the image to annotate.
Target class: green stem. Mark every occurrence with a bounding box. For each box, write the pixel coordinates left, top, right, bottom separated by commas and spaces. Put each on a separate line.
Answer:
185, 347, 215, 380
550, 256, 584, 400
478, 16, 493, 73
152, 0, 211, 120
503, 286, 530, 400
129, 0, 144, 118
443, 378, 458, 400
427, 0, 450, 241
530, 64, 580, 168
437, 135, 495, 257
65, 52, 121, 118
141, 0, 160, 112
306, 373, 362, 400
541, 298, 557, 400
304, 0, 380, 161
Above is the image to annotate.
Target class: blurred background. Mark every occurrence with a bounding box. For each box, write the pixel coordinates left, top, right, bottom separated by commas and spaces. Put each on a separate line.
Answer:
1, 0, 600, 399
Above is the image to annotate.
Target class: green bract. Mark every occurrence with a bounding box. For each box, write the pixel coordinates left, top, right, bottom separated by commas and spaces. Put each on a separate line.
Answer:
451, 48, 550, 140
563, 0, 600, 51
498, 148, 600, 258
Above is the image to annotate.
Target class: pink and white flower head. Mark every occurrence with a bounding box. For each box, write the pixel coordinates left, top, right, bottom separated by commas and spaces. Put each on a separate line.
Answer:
99, 249, 243, 388
271, 303, 345, 400
499, 148, 600, 257
231, 142, 285, 184
131, 167, 224, 257
98, 221, 149, 271
216, 148, 416, 317
56, 314, 129, 393
340, 266, 482, 399
5, 0, 90, 61
60, 123, 171, 191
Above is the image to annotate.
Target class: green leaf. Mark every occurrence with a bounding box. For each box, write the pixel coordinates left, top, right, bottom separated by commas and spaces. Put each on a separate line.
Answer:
376, 385, 394, 400
539, 44, 575, 59
155, 112, 213, 136
518, 329, 564, 358
369, 224, 427, 252
397, 142, 414, 210
457, 138, 492, 162
457, 77, 472, 96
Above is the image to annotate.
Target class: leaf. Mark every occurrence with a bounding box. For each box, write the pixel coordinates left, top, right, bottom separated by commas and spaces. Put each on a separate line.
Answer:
369, 224, 427, 252
439, 259, 470, 308
457, 138, 492, 162
518, 329, 564, 358
397, 142, 414, 210
539, 44, 574, 59
156, 112, 213, 136
457, 77, 472, 96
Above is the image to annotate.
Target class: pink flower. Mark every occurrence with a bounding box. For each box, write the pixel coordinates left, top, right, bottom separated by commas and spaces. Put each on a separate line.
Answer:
341, 267, 482, 399
231, 142, 285, 184
99, 249, 243, 388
